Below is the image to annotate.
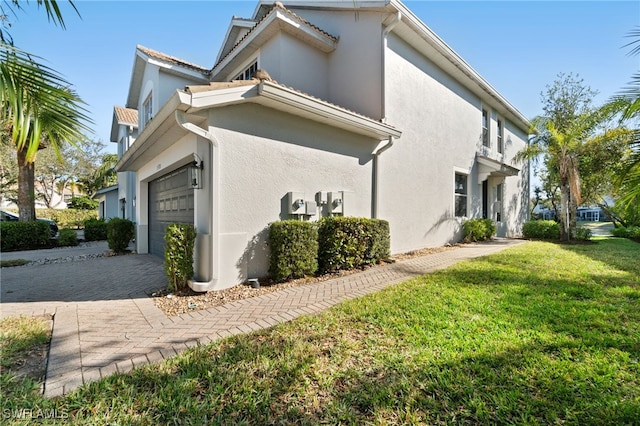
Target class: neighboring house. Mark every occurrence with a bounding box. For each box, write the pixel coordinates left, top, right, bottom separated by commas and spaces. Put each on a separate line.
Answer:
115, 0, 530, 291
94, 185, 120, 220
110, 106, 139, 223
0, 183, 77, 210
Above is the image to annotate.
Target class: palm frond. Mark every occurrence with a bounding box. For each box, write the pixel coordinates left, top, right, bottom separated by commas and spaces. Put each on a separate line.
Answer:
623, 26, 640, 57
1, 43, 92, 162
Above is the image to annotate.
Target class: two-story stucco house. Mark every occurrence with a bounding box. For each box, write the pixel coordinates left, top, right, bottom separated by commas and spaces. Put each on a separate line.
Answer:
113, 0, 529, 292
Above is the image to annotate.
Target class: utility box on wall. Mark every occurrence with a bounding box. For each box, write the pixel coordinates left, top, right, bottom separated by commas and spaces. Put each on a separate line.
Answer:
305, 201, 317, 216
286, 192, 305, 215
328, 191, 344, 215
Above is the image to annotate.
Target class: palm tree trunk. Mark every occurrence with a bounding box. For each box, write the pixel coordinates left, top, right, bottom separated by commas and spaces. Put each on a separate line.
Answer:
560, 182, 571, 241
17, 147, 36, 221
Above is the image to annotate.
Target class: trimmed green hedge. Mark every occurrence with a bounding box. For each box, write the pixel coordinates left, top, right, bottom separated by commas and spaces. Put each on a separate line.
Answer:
462, 218, 496, 242
523, 220, 561, 240
318, 217, 390, 274
0, 221, 51, 251
269, 221, 319, 283
3, 208, 97, 229
164, 223, 197, 291
612, 225, 640, 241
57, 228, 79, 247
107, 218, 135, 253
84, 218, 107, 241
48, 209, 97, 229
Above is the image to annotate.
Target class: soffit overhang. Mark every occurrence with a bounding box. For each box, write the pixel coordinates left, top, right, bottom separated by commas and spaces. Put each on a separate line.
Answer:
210, 8, 338, 81
476, 154, 520, 181
116, 80, 401, 172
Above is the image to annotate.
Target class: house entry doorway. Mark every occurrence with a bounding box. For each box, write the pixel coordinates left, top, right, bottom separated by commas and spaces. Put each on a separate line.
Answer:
148, 166, 194, 257
482, 180, 488, 219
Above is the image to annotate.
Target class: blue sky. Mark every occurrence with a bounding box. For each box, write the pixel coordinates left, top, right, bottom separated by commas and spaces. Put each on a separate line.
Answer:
7, 1, 640, 154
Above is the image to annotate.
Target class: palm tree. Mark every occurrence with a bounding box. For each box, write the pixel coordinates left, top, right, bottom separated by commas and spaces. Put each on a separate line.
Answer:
610, 27, 640, 215
0, 0, 90, 221
517, 106, 621, 241
1, 46, 91, 220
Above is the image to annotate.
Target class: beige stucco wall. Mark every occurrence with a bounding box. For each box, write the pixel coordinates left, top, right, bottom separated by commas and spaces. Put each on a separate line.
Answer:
380, 33, 528, 253
210, 103, 378, 284
288, 9, 384, 120
260, 32, 330, 101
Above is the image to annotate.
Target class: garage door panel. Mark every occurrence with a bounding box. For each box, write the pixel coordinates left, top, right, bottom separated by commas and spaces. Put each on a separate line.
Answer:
149, 167, 194, 257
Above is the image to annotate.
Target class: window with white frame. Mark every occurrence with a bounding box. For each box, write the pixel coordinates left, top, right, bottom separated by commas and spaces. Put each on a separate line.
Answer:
454, 173, 468, 217
495, 183, 503, 222
234, 60, 258, 81
142, 93, 153, 126
497, 118, 504, 154
482, 108, 489, 147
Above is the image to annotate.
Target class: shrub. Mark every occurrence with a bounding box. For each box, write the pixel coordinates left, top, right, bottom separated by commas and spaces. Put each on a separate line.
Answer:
45, 208, 96, 229
269, 221, 319, 283
107, 218, 135, 253
575, 226, 592, 241
0, 221, 51, 251
612, 225, 640, 241
318, 217, 390, 274
462, 218, 496, 242
57, 228, 79, 247
68, 196, 99, 210
84, 218, 108, 241
164, 223, 197, 291
523, 220, 561, 240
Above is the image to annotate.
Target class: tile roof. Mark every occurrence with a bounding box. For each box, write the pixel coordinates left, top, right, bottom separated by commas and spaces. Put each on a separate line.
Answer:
137, 45, 209, 74
113, 106, 138, 127
212, 2, 338, 72
186, 72, 389, 127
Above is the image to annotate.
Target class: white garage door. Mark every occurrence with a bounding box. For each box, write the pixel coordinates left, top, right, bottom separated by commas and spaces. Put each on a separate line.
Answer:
148, 166, 194, 257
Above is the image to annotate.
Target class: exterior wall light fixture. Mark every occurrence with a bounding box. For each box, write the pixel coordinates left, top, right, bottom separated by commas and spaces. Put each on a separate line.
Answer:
190, 161, 203, 189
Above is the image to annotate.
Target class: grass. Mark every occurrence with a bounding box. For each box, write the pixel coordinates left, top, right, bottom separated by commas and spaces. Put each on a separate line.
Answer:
0, 259, 29, 268
0, 316, 51, 402
1, 238, 639, 425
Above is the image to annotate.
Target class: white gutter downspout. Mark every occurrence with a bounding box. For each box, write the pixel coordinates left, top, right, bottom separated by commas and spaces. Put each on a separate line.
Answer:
373, 12, 401, 218
175, 109, 220, 292
372, 136, 394, 218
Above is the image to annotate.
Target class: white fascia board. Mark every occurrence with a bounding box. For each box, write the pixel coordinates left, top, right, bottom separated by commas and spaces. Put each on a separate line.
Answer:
126, 53, 146, 108
186, 86, 261, 112
211, 9, 336, 79
146, 58, 209, 82
257, 81, 401, 140
275, 10, 338, 52
216, 19, 256, 64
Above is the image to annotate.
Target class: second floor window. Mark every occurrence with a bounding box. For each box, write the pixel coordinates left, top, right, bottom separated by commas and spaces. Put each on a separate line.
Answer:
497, 118, 504, 154
143, 94, 153, 127
482, 108, 489, 147
234, 61, 257, 81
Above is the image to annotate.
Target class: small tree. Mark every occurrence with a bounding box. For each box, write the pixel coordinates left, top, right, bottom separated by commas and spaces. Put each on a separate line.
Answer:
106, 217, 134, 253
164, 223, 197, 292
516, 73, 622, 241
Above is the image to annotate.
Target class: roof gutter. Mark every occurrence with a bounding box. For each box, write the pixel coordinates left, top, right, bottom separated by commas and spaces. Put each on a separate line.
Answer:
175, 109, 220, 292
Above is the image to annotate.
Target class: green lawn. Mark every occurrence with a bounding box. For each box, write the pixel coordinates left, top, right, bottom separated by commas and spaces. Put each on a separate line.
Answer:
2, 238, 639, 425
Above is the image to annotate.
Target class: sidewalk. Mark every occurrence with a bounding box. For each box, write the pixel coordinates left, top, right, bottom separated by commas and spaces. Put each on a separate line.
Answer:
0, 238, 526, 398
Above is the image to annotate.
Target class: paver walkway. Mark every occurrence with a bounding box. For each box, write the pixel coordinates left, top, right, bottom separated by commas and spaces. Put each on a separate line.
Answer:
0, 238, 525, 397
